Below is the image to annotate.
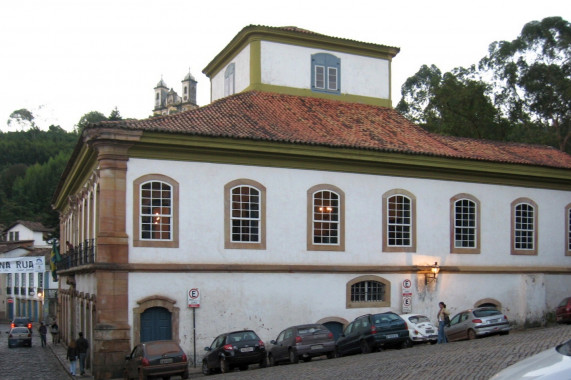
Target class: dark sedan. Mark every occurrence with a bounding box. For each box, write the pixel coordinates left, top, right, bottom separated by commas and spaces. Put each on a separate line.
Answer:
202, 330, 267, 375
268, 324, 335, 365
123, 340, 189, 380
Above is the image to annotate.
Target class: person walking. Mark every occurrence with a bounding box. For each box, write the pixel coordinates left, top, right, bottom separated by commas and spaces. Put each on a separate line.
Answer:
50, 321, 60, 344
76, 332, 89, 376
39, 322, 48, 347
437, 301, 450, 344
67, 339, 78, 376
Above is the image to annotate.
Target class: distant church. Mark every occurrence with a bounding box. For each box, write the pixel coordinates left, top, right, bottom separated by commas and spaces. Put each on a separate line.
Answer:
153, 71, 198, 116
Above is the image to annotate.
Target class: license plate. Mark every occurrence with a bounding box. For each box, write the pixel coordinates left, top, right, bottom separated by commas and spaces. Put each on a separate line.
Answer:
240, 347, 254, 352
426, 329, 434, 333
311, 345, 323, 350
386, 334, 398, 339
160, 358, 173, 364
489, 319, 499, 324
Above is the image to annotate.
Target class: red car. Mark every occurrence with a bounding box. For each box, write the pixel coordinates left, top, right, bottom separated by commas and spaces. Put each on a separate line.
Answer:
556, 297, 571, 324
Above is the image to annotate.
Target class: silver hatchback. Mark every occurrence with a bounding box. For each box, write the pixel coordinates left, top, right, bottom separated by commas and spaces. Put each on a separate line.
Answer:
445, 307, 510, 341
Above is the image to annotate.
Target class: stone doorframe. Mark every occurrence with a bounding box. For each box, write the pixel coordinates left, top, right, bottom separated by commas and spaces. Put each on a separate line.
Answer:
133, 295, 180, 346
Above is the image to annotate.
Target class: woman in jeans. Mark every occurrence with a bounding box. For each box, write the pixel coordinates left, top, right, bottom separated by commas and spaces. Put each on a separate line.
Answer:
437, 301, 450, 343
67, 339, 78, 376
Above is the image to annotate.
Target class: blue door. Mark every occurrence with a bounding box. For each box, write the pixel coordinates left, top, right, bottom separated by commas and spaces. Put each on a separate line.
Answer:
323, 321, 344, 341
140, 307, 172, 343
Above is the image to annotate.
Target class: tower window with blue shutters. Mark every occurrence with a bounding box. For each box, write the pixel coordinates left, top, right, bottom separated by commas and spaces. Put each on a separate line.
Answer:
311, 53, 340, 94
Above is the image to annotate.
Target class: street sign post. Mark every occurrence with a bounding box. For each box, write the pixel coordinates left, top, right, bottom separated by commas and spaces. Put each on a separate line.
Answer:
188, 288, 200, 308
402, 279, 413, 313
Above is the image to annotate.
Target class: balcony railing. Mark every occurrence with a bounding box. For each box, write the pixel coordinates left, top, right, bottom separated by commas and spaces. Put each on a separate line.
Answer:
56, 239, 96, 271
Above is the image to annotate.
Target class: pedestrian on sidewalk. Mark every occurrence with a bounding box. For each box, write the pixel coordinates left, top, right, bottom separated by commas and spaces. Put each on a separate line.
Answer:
67, 339, 78, 376
76, 332, 89, 376
50, 320, 60, 344
437, 301, 451, 344
39, 322, 48, 347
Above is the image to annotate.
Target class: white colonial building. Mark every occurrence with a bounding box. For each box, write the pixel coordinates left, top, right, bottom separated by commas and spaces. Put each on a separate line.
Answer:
52, 25, 571, 379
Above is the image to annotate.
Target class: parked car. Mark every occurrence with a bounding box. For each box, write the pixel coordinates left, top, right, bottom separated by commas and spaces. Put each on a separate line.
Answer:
123, 340, 189, 380
7, 327, 32, 348
268, 324, 335, 365
202, 330, 267, 375
399, 314, 438, 345
335, 312, 409, 356
490, 338, 571, 379
10, 316, 32, 330
556, 297, 571, 324
445, 307, 510, 341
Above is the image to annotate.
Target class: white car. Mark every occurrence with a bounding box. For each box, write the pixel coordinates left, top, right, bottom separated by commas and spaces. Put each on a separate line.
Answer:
399, 314, 438, 346
490, 339, 571, 379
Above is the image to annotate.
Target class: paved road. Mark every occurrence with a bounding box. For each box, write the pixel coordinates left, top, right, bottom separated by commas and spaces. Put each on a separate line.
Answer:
192, 324, 571, 380
0, 323, 71, 380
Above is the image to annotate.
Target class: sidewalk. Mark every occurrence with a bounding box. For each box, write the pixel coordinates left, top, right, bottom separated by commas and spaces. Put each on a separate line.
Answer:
48, 339, 203, 379
49, 340, 93, 379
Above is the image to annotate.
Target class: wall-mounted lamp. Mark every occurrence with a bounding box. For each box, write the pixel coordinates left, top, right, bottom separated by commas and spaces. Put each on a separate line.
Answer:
425, 262, 440, 284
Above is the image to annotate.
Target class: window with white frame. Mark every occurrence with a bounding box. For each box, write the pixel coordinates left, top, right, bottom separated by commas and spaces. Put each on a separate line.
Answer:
307, 184, 345, 251
311, 53, 340, 94
224, 63, 235, 97
224, 179, 266, 250
511, 198, 538, 255
346, 275, 390, 308
450, 194, 481, 254
133, 174, 179, 248
383, 189, 416, 252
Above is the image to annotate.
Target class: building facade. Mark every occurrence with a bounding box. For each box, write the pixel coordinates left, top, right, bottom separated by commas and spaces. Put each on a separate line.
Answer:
52, 25, 571, 379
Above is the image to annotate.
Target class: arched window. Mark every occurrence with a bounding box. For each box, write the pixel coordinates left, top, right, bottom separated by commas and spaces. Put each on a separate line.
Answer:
307, 185, 345, 251
224, 179, 266, 250
346, 276, 391, 308
511, 198, 538, 255
133, 174, 179, 248
450, 193, 480, 254
224, 63, 235, 97
383, 189, 416, 252
311, 53, 341, 94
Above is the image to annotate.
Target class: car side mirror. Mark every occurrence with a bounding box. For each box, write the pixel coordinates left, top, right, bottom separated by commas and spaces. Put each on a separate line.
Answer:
204, 347, 211, 351
270, 340, 276, 344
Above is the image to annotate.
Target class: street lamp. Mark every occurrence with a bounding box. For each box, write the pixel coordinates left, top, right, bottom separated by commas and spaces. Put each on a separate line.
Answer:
425, 262, 440, 284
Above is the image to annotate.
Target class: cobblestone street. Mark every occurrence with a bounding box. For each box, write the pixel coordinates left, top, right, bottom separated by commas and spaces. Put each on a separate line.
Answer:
191, 324, 571, 380
1, 323, 569, 379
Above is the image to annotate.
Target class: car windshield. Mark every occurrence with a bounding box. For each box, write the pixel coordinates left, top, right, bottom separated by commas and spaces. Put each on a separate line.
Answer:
409, 316, 431, 324
557, 340, 571, 356
298, 326, 324, 335
373, 313, 400, 324
558, 298, 569, 307
473, 309, 501, 318
146, 342, 180, 356
229, 331, 259, 342
11, 327, 29, 333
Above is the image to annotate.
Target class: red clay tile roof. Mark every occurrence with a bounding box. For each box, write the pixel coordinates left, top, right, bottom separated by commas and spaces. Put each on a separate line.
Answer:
99, 91, 571, 169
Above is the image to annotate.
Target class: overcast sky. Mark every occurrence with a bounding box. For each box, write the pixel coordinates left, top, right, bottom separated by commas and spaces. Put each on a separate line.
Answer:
0, 0, 568, 132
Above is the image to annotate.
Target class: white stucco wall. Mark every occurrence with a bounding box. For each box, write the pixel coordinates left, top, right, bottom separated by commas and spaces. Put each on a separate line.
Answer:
211, 44, 251, 102
260, 41, 390, 99
124, 158, 571, 356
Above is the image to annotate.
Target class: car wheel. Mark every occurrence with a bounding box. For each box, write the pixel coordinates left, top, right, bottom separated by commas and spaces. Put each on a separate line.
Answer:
326, 351, 334, 359
220, 357, 230, 374
467, 329, 476, 340
334, 346, 342, 358
360, 340, 372, 354
202, 361, 211, 376
499, 331, 510, 336
269, 354, 276, 367
289, 349, 299, 364
403, 338, 413, 348
260, 355, 268, 368
239, 365, 248, 371
302, 357, 312, 362
181, 369, 189, 380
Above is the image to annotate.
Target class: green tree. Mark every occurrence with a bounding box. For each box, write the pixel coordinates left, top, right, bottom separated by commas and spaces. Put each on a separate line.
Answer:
108, 107, 123, 121
479, 16, 571, 152
397, 65, 510, 140
76, 111, 107, 133
7, 108, 37, 130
